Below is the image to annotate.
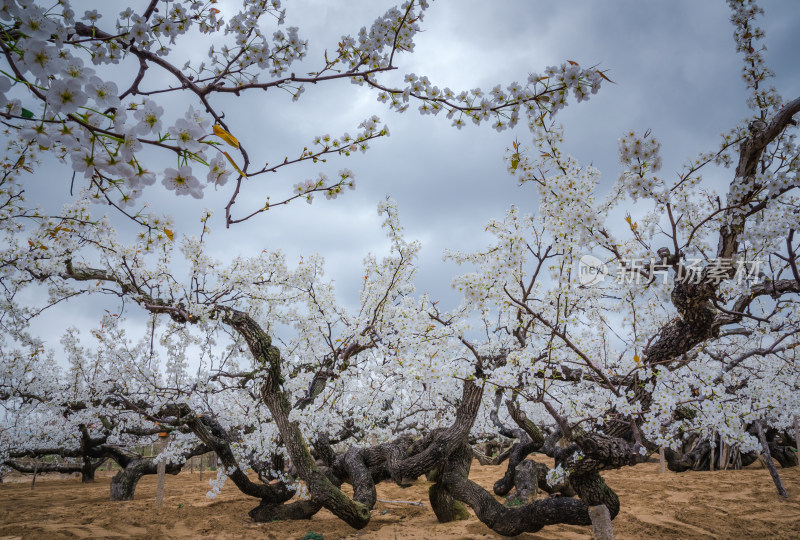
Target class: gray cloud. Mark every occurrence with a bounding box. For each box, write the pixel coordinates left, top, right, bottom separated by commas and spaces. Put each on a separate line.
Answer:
16, 1, 800, 340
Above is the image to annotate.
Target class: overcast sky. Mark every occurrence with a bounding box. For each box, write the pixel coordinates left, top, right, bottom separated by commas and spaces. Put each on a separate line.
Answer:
18, 0, 800, 342
215, 0, 799, 310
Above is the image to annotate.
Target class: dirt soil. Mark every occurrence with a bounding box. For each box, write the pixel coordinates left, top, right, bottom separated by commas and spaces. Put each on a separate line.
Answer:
1, 456, 799, 539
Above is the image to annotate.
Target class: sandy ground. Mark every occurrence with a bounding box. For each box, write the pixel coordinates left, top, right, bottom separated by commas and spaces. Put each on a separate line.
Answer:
1, 456, 799, 539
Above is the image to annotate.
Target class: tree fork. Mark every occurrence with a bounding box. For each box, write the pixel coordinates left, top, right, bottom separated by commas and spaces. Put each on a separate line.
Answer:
494, 400, 547, 496
439, 443, 593, 536
223, 308, 372, 528
428, 451, 471, 522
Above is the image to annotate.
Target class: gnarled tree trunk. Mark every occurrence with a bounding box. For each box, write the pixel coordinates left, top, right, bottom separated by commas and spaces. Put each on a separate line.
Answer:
105, 443, 208, 501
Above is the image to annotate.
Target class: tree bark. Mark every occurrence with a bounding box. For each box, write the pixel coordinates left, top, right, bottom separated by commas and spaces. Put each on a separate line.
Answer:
155, 436, 167, 508
664, 439, 716, 472
755, 420, 788, 498
110, 457, 181, 501
4, 458, 104, 479
222, 307, 488, 530
589, 505, 615, 540
493, 432, 537, 496
493, 400, 546, 496
569, 472, 620, 520
438, 443, 594, 536
107, 444, 207, 501
110, 461, 150, 501
768, 441, 799, 468
81, 456, 95, 483
720, 441, 728, 470
428, 459, 471, 522
473, 443, 512, 466
188, 414, 295, 503
248, 500, 322, 522
504, 459, 550, 506
708, 431, 717, 472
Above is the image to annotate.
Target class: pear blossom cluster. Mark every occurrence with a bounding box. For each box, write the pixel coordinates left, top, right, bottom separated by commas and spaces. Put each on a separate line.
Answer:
503, 121, 604, 245
337, 0, 429, 77
545, 464, 570, 488
727, 0, 782, 114
1, 0, 599, 228
377, 63, 605, 132
292, 169, 356, 204
617, 131, 664, 201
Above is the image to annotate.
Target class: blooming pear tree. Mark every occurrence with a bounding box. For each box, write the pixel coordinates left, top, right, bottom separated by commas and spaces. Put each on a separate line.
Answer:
436, 0, 799, 514
0, 310, 221, 496
2, 196, 481, 518
0, 0, 602, 517
1, 0, 799, 538
0, 0, 604, 228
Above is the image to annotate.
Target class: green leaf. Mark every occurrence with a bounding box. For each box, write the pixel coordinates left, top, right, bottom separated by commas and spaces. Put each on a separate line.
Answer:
21, 108, 34, 119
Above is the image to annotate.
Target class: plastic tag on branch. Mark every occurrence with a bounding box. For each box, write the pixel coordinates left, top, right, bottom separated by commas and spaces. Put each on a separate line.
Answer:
510, 139, 518, 170
213, 124, 239, 149
221, 151, 247, 178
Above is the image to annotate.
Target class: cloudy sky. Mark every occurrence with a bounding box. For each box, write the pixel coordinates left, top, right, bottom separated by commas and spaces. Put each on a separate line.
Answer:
19, 0, 800, 338
214, 0, 799, 309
